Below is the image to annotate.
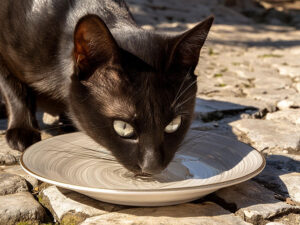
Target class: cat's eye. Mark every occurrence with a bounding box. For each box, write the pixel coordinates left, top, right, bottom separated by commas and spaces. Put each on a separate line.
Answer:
165, 116, 182, 133
113, 120, 135, 138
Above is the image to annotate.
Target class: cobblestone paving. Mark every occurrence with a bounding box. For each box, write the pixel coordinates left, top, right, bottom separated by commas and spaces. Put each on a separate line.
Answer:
0, 0, 299, 224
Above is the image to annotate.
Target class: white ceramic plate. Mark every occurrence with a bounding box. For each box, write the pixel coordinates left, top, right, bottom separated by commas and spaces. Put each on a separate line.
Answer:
21, 130, 265, 206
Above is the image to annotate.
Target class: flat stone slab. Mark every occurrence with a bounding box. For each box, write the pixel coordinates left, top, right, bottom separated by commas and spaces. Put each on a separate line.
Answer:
81, 202, 251, 225
230, 118, 300, 152
0, 172, 28, 195
279, 173, 300, 204
215, 181, 300, 224
266, 109, 300, 125
254, 154, 300, 204
244, 88, 297, 108
39, 186, 126, 224
0, 192, 45, 225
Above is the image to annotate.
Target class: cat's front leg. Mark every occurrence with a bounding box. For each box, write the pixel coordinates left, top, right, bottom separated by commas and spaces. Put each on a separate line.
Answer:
0, 56, 41, 151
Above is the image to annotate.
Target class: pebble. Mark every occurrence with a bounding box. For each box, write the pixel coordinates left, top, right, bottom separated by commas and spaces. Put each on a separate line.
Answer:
42, 112, 59, 125
276, 100, 294, 110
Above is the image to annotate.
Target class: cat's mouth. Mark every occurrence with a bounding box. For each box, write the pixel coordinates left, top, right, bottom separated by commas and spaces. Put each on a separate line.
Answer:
121, 171, 156, 182
133, 172, 157, 182
134, 172, 152, 178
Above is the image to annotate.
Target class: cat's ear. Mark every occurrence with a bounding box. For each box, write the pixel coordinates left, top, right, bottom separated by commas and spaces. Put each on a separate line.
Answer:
74, 15, 119, 75
166, 16, 214, 72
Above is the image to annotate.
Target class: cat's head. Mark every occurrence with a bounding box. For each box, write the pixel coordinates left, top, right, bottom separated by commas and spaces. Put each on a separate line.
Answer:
69, 15, 213, 175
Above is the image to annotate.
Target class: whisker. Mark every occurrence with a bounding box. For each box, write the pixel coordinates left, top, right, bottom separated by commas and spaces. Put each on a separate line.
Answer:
174, 79, 197, 104
175, 94, 195, 110
171, 80, 197, 110
177, 111, 191, 116
171, 68, 192, 107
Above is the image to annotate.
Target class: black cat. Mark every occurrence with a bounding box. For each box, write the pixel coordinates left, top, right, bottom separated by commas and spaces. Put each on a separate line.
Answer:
0, 0, 213, 175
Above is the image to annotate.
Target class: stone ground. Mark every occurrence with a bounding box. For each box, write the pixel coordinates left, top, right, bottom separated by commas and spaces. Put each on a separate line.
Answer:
0, 0, 300, 224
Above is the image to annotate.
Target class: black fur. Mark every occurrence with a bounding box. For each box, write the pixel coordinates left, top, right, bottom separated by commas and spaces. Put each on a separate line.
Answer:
0, 0, 213, 174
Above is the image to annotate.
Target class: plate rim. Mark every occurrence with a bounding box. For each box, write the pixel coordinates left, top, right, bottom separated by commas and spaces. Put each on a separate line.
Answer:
20, 132, 266, 194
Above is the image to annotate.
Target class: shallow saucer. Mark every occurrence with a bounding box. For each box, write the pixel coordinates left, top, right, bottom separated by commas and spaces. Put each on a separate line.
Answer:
21, 130, 265, 206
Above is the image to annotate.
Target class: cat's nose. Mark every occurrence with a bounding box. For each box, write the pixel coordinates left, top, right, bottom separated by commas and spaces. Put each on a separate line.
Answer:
139, 148, 164, 175
140, 163, 163, 175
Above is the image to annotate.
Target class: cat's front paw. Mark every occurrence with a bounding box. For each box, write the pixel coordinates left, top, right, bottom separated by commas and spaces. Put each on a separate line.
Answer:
6, 127, 41, 151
